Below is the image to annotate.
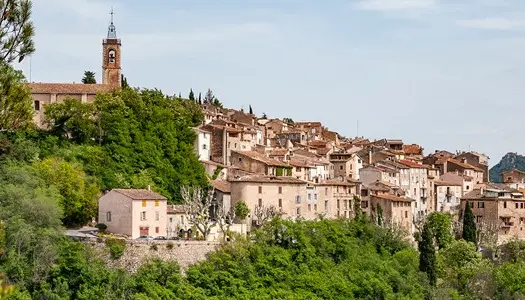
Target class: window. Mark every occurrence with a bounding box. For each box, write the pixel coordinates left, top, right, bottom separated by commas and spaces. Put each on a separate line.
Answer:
180, 216, 184, 224
466, 186, 470, 190
296, 167, 301, 172
258, 198, 262, 207
405, 211, 408, 218
340, 165, 343, 170
308, 194, 312, 200
155, 200, 159, 207
106, 211, 112, 222
278, 186, 282, 194
314, 194, 317, 200
238, 157, 242, 162
258, 186, 262, 193
314, 204, 317, 211
155, 211, 160, 220
325, 200, 328, 212
169, 217, 173, 223
296, 207, 301, 216
478, 201, 484, 208
337, 199, 340, 209
278, 199, 282, 209
142, 200, 147, 207
155, 227, 159, 234
34, 100, 40, 111
296, 196, 301, 204
141, 211, 147, 221
521, 203, 524, 209
202, 144, 207, 150
325, 188, 328, 195
234, 143, 237, 148
504, 201, 507, 208
517, 203, 520, 209
308, 204, 312, 211
228, 142, 231, 148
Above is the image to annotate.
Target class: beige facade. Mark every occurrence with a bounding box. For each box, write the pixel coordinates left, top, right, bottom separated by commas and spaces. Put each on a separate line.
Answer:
98, 189, 168, 239
229, 175, 308, 222
317, 180, 359, 219
329, 152, 363, 180
433, 180, 462, 214
461, 185, 525, 243
230, 150, 289, 176
370, 194, 414, 234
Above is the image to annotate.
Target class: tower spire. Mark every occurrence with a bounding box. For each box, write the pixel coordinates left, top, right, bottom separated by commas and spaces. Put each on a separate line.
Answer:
107, 7, 117, 39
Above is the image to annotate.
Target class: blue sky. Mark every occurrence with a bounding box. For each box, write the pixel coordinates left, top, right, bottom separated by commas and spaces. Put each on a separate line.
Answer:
17, 0, 525, 165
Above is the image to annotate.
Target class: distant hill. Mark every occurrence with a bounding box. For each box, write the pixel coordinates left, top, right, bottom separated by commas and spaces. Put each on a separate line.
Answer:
489, 152, 525, 183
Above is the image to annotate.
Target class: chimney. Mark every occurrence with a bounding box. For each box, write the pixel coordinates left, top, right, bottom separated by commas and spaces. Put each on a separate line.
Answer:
147, 185, 151, 191
368, 150, 372, 165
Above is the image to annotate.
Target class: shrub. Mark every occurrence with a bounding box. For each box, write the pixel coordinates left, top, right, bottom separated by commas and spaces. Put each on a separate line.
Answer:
235, 201, 250, 220
95, 223, 107, 232
150, 244, 158, 251
105, 238, 126, 260
166, 242, 174, 250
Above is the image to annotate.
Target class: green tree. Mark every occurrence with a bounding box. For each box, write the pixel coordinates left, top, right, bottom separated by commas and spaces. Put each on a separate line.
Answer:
377, 205, 383, 226
81, 70, 96, 84
0, 0, 35, 63
33, 157, 99, 228
353, 196, 362, 221
419, 222, 437, 286
235, 201, 249, 221
0, 62, 33, 131
188, 88, 195, 101
44, 98, 96, 143
283, 117, 294, 124
121, 74, 129, 88
427, 212, 453, 249
462, 202, 477, 245
249, 105, 253, 115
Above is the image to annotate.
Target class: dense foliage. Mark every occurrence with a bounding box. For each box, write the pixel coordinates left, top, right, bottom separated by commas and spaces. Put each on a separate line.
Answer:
462, 203, 477, 245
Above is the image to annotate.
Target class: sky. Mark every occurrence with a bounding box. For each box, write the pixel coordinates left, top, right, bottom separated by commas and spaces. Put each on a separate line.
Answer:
16, 0, 525, 166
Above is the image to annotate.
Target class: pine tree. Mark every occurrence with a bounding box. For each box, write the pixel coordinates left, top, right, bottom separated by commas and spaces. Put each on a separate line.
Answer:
198, 92, 201, 102
0, 0, 35, 63
249, 105, 253, 115
189, 89, 195, 101
81, 71, 96, 84
121, 74, 129, 88
204, 88, 215, 104
462, 202, 477, 244
418, 222, 437, 286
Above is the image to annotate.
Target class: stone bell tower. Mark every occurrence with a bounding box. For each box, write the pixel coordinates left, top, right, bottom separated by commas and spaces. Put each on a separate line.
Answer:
102, 8, 121, 87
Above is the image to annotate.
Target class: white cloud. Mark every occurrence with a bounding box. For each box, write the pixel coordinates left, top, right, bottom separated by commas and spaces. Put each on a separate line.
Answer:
355, 0, 437, 11
456, 18, 525, 30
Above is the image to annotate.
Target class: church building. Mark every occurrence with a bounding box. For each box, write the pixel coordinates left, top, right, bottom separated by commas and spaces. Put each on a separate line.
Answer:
28, 12, 122, 127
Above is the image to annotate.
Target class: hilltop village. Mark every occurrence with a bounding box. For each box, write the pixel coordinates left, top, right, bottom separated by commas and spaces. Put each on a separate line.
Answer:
24, 14, 525, 246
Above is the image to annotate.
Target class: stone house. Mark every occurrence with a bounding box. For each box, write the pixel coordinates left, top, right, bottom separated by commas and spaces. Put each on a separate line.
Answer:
229, 175, 308, 222
98, 188, 168, 239
316, 179, 359, 219
502, 169, 525, 184
440, 172, 474, 196
204, 123, 243, 165
446, 158, 484, 184
359, 165, 400, 187
289, 159, 315, 181
212, 179, 232, 212
329, 151, 363, 180
461, 184, 525, 243
230, 150, 291, 176
276, 130, 308, 146
397, 160, 430, 221
293, 121, 323, 141
193, 126, 211, 161
433, 180, 462, 214
455, 151, 490, 182
264, 119, 289, 140
167, 205, 188, 238
370, 193, 414, 234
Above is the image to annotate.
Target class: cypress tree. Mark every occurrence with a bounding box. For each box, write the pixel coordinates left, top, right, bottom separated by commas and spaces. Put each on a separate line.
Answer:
418, 223, 437, 286
249, 105, 253, 115
189, 89, 195, 101
462, 202, 477, 244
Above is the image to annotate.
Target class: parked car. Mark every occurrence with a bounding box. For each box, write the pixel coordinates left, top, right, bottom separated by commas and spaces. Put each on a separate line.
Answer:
136, 235, 153, 241
153, 236, 167, 240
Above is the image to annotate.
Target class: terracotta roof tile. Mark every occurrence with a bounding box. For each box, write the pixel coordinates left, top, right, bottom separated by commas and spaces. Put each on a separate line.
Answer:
232, 150, 288, 167
433, 180, 462, 186
372, 193, 413, 202
113, 189, 167, 200
403, 144, 423, 155
167, 205, 185, 214
399, 160, 427, 169
27, 83, 117, 94
231, 175, 306, 184
212, 179, 231, 193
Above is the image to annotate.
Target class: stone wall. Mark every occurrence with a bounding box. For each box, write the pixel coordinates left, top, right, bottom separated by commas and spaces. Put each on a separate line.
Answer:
89, 240, 221, 273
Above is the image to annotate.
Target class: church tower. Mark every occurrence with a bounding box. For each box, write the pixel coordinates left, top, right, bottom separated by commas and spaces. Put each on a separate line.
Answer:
102, 9, 121, 87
